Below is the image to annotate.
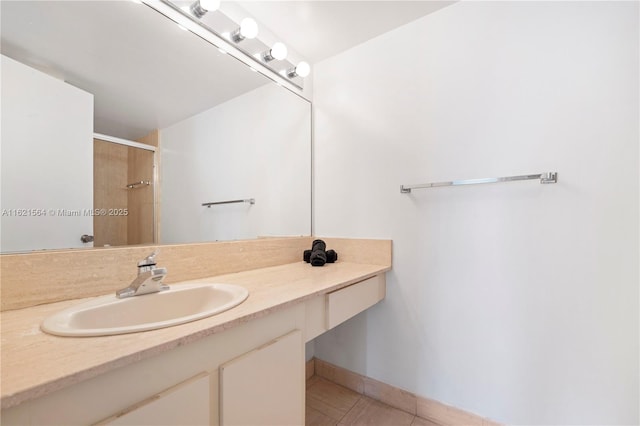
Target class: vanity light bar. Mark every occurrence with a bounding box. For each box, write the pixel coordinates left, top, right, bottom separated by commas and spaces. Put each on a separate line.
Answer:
146, 0, 309, 90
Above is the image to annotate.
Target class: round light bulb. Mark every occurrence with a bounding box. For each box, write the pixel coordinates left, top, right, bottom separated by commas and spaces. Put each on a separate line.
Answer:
295, 61, 310, 78
270, 42, 288, 61
240, 18, 258, 39
200, 0, 220, 11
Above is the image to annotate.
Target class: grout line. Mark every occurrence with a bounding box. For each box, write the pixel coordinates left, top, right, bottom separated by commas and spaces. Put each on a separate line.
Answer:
337, 395, 357, 425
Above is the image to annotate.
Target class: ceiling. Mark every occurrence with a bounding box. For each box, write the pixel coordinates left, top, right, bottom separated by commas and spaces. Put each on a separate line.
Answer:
0, 1, 270, 140
0, 1, 453, 140
237, 1, 455, 64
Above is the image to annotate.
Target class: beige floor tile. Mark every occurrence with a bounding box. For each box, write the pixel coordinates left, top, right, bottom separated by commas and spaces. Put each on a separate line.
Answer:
307, 406, 339, 426
308, 393, 350, 421
307, 378, 361, 421
307, 375, 322, 389
339, 396, 415, 426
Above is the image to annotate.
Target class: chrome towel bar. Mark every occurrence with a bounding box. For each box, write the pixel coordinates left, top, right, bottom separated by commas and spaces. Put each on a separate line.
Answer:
126, 181, 151, 189
202, 198, 255, 208
400, 172, 557, 193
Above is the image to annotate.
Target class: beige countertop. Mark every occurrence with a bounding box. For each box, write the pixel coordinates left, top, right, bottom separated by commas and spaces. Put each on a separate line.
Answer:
1, 261, 390, 410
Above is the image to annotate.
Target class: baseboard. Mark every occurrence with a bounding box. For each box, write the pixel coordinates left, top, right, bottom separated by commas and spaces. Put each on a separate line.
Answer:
310, 357, 501, 426
305, 358, 315, 381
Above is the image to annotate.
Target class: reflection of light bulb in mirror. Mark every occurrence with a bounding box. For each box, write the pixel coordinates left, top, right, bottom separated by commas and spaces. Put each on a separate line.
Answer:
231, 17, 258, 43
262, 42, 288, 62
240, 18, 258, 39
286, 61, 311, 79
199, 0, 220, 11
295, 61, 310, 77
271, 42, 288, 61
190, 0, 219, 18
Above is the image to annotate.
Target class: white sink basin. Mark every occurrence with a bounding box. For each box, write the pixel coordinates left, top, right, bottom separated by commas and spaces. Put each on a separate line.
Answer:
41, 283, 249, 337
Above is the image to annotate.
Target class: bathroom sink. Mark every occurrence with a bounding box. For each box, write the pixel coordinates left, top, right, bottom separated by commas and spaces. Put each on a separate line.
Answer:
41, 283, 249, 337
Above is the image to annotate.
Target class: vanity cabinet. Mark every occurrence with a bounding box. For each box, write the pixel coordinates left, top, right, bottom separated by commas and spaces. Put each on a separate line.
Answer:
95, 331, 305, 426
96, 373, 211, 425
2, 273, 386, 426
2, 304, 306, 426
220, 330, 303, 425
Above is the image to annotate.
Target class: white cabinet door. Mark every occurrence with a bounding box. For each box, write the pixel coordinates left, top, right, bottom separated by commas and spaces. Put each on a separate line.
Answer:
95, 372, 210, 426
219, 330, 304, 426
1, 54, 94, 252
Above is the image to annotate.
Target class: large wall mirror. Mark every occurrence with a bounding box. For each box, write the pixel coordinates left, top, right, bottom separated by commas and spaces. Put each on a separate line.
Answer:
0, 1, 311, 253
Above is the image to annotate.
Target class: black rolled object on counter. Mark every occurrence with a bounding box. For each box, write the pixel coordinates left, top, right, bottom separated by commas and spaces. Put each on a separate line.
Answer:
310, 240, 327, 266
304, 240, 338, 266
325, 249, 338, 263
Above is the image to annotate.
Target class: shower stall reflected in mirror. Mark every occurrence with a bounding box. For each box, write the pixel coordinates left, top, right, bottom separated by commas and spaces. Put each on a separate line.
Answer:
93, 133, 156, 247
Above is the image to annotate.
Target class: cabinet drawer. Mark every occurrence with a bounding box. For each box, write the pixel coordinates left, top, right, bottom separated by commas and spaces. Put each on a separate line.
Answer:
325, 275, 385, 329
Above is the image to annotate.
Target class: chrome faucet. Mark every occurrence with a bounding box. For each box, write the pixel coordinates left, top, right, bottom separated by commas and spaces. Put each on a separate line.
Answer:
116, 251, 169, 298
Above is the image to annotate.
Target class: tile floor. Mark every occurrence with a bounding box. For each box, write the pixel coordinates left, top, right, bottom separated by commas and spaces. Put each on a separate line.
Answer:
306, 376, 441, 426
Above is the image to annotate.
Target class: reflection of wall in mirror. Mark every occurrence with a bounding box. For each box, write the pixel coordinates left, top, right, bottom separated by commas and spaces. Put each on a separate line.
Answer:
92, 136, 155, 248
161, 83, 311, 243
127, 132, 157, 246
0, 55, 93, 252
93, 139, 128, 247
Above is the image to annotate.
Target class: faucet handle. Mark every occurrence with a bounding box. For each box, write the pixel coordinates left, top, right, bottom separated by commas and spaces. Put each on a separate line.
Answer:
138, 251, 158, 267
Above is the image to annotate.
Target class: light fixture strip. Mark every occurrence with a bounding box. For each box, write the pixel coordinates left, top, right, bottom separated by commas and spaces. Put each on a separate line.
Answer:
189, 1, 207, 18
143, 0, 305, 91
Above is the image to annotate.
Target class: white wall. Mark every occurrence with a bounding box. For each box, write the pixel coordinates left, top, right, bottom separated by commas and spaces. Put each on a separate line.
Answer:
313, 2, 639, 424
161, 83, 311, 243
1, 55, 94, 252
